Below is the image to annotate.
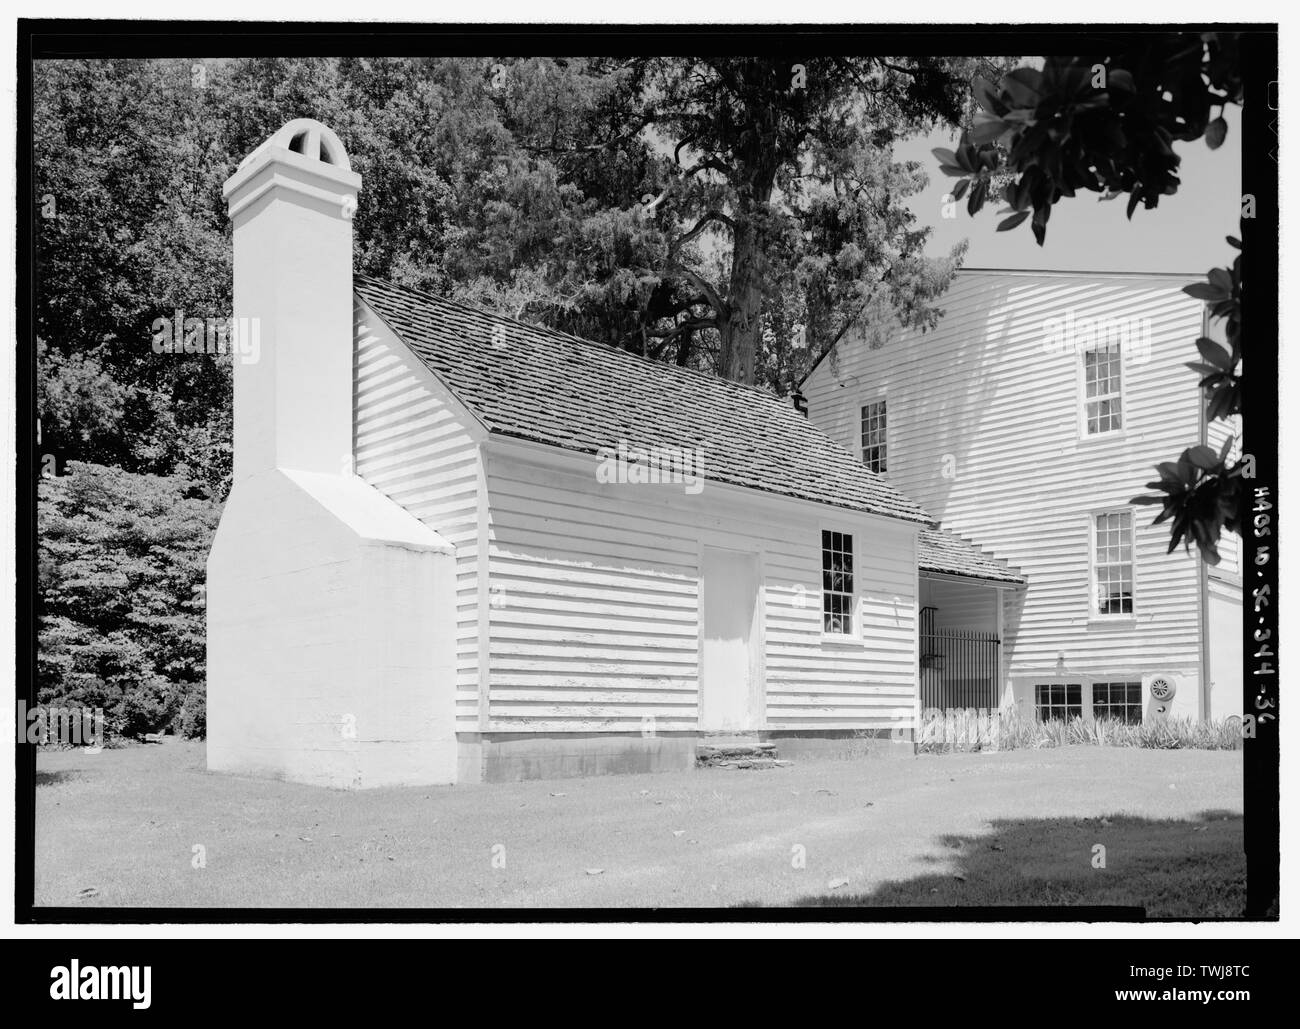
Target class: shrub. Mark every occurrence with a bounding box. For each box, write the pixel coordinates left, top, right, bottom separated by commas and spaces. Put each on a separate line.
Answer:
37, 461, 220, 741
915, 706, 1242, 754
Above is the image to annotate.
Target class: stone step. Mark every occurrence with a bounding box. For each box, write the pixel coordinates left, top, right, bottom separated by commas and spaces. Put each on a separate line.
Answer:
703, 757, 793, 771
696, 741, 789, 769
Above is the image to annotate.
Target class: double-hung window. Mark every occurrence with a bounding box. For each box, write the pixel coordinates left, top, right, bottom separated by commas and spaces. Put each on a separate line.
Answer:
860, 399, 887, 473
1092, 510, 1134, 616
821, 530, 855, 635
1083, 344, 1123, 435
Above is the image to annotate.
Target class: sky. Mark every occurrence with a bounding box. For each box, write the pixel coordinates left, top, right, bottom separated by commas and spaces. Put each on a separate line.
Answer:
894, 104, 1242, 276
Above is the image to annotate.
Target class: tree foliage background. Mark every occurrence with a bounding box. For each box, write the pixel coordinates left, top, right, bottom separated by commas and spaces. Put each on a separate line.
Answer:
38, 463, 217, 739
34, 55, 1004, 738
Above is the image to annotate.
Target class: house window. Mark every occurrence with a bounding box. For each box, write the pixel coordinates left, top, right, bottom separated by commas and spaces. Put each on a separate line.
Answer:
860, 399, 887, 473
1083, 343, 1123, 434
821, 529, 854, 635
1092, 681, 1143, 723
1035, 683, 1082, 722
1092, 510, 1134, 615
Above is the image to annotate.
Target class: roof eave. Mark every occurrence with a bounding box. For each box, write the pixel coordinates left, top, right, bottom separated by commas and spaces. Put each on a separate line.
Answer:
919, 567, 1027, 587
483, 431, 931, 526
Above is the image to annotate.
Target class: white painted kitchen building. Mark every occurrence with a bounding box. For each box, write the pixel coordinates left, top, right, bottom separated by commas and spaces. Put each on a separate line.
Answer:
205, 119, 1024, 788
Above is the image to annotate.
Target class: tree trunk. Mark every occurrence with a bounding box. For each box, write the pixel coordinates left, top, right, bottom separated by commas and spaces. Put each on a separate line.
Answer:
718, 110, 779, 384
719, 214, 762, 383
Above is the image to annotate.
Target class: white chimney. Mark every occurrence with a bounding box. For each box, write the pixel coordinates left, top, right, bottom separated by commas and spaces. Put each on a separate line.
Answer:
222, 119, 361, 481
209, 119, 457, 790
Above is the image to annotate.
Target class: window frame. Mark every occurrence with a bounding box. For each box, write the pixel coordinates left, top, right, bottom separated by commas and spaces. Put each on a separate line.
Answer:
1088, 508, 1137, 620
1034, 682, 1083, 723
859, 396, 888, 474
819, 527, 857, 639
1091, 680, 1144, 724
1078, 339, 1126, 439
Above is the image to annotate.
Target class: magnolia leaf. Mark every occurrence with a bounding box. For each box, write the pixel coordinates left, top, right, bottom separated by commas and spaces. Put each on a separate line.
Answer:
996, 210, 1031, 232
1001, 67, 1044, 107
969, 113, 1009, 146
1185, 444, 1221, 471
1195, 336, 1232, 369
972, 76, 1002, 114
1106, 68, 1136, 93
1184, 281, 1229, 302
1031, 205, 1049, 245
1205, 116, 1228, 149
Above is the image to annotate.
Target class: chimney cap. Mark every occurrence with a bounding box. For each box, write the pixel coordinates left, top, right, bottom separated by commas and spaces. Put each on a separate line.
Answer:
239, 118, 352, 172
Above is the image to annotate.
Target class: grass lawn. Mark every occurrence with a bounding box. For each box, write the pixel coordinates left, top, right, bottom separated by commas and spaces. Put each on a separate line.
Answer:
34, 740, 1243, 914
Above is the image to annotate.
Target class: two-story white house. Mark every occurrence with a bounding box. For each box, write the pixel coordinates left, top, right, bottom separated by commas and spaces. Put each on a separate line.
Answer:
802, 268, 1243, 727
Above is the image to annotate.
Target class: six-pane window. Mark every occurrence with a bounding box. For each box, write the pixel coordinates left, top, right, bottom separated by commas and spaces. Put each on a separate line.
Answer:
1093, 510, 1134, 615
1035, 683, 1082, 722
821, 530, 854, 635
860, 400, 887, 473
1092, 681, 1144, 723
1084, 343, 1123, 434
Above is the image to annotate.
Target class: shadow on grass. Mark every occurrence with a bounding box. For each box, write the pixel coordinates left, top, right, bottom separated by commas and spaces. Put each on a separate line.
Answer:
740, 810, 1245, 918
36, 769, 87, 786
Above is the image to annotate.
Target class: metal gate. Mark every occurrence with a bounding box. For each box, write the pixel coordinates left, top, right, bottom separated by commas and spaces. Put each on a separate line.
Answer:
919, 606, 1001, 712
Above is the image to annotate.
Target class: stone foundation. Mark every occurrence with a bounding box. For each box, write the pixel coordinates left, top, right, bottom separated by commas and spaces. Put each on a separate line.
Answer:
759, 728, 914, 762
457, 727, 914, 783
458, 732, 697, 783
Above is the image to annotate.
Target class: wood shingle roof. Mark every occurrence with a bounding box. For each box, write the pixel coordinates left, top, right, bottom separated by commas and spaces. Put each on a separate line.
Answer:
356, 275, 932, 525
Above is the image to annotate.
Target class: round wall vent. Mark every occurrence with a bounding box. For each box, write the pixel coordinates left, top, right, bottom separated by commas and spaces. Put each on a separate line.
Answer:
1148, 676, 1177, 701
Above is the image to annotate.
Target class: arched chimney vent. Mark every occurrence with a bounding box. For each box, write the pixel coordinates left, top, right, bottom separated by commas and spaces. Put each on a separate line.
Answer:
239, 117, 351, 172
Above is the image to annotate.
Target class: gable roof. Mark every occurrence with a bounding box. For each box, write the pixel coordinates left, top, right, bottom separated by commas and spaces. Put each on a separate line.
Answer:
354, 274, 931, 525
918, 527, 1025, 586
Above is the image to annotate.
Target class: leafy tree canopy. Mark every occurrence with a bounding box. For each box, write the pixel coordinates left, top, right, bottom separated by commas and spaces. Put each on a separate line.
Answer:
35, 55, 1015, 494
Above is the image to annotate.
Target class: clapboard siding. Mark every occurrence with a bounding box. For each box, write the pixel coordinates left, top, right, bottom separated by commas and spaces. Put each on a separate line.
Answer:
805, 270, 1207, 678
354, 300, 483, 730
765, 522, 918, 727
484, 444, 919, 733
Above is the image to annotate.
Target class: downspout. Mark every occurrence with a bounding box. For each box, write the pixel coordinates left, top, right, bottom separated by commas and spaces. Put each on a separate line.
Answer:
995, 585, 1006, 710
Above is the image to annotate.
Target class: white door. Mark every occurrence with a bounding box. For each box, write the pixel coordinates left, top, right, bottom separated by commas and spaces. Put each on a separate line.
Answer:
699, 547, 762, 731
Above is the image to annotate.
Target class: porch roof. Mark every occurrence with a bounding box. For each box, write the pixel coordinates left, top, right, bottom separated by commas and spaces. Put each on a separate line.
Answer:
918, 527, 1026, 586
